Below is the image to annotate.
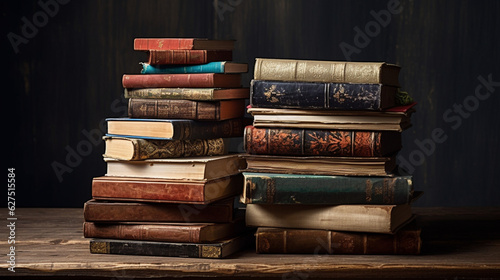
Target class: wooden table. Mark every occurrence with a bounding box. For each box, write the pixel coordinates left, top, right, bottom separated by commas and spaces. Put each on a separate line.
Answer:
1, 207, 499, 279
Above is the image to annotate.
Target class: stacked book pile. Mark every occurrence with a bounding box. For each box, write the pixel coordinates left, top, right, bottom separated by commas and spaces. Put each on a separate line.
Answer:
83, 38, 253, 258
242, 58, 422, 255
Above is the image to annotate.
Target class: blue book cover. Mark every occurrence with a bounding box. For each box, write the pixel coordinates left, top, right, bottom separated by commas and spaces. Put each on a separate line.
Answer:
141, 62, 247, 74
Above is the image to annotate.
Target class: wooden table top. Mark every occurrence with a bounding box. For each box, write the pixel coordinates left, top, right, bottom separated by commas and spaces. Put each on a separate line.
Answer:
1, 207, 499, 279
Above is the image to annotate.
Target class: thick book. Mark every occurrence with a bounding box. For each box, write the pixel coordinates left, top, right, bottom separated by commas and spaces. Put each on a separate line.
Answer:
250, 80, 397, 110
89, 233, 253, 258
124, 87, 249, 101
241, 172, 413, 205
245, 203, 414, 234
128, 98, 246, 120
255, 223, 421, 254
254, 58, 400, 87
92, 175, 243, 204
147, 49, 232, 65
141, 62, 248, 74
134, 38, 235, 51
103, 136, 227, 161
122, 73, 242, 88
244, 126, 401, 157
241, 154, 396, 177
83, 217, 246, 243
83, 198, 241, 223
105, 117, 246, 140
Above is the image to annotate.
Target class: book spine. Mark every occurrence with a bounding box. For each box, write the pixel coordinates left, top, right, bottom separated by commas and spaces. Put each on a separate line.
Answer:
173, 118, 245, 140
128, 98, 220, 120
122, 74, 216, 88
251, 80, 387, 110
243, 173, 413, 205
124, 88, 216, 100
255, 227, 421, 254
244, 126, 386, 157
254, 58, 385, 84
141, 62, 225, 74
148, 50, 232, 65
90, 239, 203, 257
83, 222, 202, 243
134, 38, 196, 50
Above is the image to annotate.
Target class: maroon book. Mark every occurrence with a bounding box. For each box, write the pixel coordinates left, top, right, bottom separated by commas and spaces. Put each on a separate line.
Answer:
122, 73, 242, 88
147, 49, 232, 64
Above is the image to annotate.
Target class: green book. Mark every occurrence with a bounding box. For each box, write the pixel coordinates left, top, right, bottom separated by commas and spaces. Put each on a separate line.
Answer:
242, 172, 413, 205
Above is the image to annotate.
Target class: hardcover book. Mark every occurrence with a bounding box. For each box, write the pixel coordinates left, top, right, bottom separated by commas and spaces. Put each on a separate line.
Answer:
147, 49, 232, 65
128, 98, 246, 120
141, 61, 248, 74
122, 73, 242, 88
255, 223, 421, 254
89, 233, 254, 258
250, 80, 397, 110
83, 198, 241, 223
241, 172, 413, 205
245, 203, 414, 234
124, 87, 249, 101
92, 175, 243, 204
105, 117, 246, 140
244, 126, 401, 157
253, 58, 400, 87
134, 38, 235, 51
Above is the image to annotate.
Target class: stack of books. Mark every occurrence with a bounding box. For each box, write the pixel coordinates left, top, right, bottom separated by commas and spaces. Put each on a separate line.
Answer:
83, 38, 253, 258
241, 58, 422, 255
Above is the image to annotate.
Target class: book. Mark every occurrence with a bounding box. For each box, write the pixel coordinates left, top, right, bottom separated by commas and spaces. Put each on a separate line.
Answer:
141, 62, 248, 74
122, 73, 242, 88
124, 87, 249, 101
244, 126, 401, 157
105, 117, 246, 140
241, 172, 413, 205
92, 175, 243, 204
128, 98, 246, 120
83, 217, 246, 243
83, 198, 241, 223
89, 233, 254, 258
253, 58, 400, 87
241, 154, 396, 177
245, 203, 414, 234
250, 80, 398, 110
147, 49, 232, 65
255, 223, 421, 254
134, 38, 235, 51
103, 136, 227, 161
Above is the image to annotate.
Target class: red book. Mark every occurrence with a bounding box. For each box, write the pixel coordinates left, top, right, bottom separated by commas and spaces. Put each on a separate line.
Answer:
134, 38, 235, 51
147, 50, 232, 64
122, 73, 242, 88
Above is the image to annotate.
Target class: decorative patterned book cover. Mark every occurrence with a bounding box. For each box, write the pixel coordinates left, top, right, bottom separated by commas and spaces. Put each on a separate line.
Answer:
147, 49, 232, 64
244, 126, 401, 157
134, 38, 235, 51
122, 73, 242, 88
141, 61, 248, 74
124, 88, 249, 101
250, 80, 397, 110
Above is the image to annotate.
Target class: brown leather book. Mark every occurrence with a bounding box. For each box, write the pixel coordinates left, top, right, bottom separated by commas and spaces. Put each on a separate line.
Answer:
122, 73, 242, 88
147, 49, 232, 64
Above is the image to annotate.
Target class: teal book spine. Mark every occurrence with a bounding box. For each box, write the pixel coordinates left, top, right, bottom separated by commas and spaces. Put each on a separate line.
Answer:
242, 172, 413, 205
141, 62, 225, 74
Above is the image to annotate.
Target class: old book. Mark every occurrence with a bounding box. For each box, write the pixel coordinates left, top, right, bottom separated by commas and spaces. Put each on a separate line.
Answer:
242, 172, 413, 205
122, 73, 242, 88
250, 80, 397, 110
89, 232, 253, 258
241, 154, 396, 177
83, 198, 241, 223
254, 58, 400, 87
134, 38, 235, 51
141, 62, 248, 74
255, 223, 421, 254
92, 175, 243, 204
103, 136, 227, 161
244, 126, 401, 157
124, 87, 249, 101
83, 217, 246, 243
128, 98, 246, 120
147, 50, 232, 64
105, 117, 246, 140
245, 203, 414, 234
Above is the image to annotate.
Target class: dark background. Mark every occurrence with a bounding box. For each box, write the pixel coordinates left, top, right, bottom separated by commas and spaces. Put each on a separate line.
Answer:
3, 0, 499, 207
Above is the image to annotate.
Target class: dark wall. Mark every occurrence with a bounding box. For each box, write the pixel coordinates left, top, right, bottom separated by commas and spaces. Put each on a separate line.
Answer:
4, 0, 500, 207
